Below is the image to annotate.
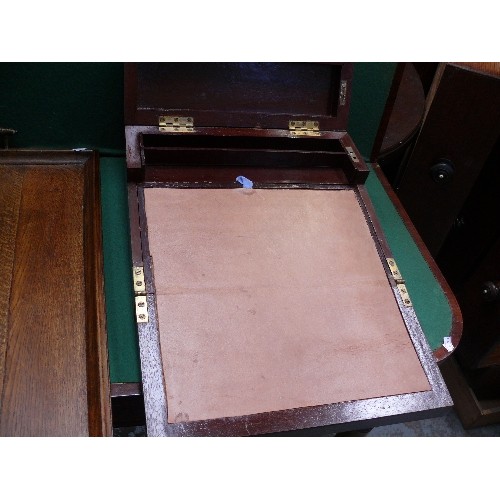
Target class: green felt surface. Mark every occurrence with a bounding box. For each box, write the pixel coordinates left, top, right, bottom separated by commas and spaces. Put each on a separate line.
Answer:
0, 63, 125, 151
348, 63, 397, 159
101, 160, 450, 384
365, 167, 451, 351
2, 63, 393, 160
100, 158, 141, 382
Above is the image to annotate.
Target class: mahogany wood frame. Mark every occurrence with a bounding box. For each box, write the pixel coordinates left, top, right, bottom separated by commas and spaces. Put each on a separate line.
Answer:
127, 170, 452, 437
0, 150, 111, 436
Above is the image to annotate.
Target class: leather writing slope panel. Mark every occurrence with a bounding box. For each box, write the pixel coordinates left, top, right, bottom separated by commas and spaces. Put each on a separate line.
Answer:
145, 188, 430, 423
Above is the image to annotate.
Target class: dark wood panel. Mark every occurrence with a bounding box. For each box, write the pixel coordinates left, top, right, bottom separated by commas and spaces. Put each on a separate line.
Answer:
454, 235, 500, 370
396, 64, 500, 256
111, 383, 145, 428
479, 341, 500, 368
125, 63, 353, 132
440, 354, 500, 429
437, 138, 500, 290
0, 151, 111, 436
126, 126, 348, 171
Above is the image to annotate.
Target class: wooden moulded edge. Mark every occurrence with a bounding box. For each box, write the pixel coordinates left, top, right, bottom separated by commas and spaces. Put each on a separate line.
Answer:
128, 180, 453, 437
83, 151, 113, 436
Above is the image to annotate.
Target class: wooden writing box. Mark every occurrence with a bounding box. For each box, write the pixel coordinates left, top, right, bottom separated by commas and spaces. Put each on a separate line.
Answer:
125, 63, 452, 436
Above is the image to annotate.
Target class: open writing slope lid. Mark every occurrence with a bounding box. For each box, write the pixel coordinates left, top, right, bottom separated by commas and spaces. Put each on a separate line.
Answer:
125, 63, 353, 131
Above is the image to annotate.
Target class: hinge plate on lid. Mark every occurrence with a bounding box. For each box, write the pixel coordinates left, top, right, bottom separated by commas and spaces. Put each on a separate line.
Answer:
159, 116, 194, 133
339, 80, 348, 106
288, 120, 321, 137
133, 266, 146, 293
386, 258, 404, 284
133, 266, 149, 323
397, 284, 413, 307
135, 296, 149, 323
386, 258, 413, 307
345, 146, 360, 163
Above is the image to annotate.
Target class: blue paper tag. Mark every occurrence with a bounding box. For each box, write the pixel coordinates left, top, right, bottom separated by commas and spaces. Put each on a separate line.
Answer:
236, 175, 254, 189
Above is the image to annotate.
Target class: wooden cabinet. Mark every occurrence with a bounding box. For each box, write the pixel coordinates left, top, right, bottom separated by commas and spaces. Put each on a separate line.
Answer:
397, 63, 500, 256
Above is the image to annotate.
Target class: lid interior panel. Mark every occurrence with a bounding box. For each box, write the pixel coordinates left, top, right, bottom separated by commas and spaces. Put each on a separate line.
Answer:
128, 63, 351, 129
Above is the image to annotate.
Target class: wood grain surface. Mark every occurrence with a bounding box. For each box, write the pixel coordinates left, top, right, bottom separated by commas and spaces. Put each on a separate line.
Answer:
0, 152, 111, 436
0, 168, 24, 401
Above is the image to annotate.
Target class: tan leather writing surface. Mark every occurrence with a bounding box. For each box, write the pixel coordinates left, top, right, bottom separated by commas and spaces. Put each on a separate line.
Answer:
144, 188, 430, 423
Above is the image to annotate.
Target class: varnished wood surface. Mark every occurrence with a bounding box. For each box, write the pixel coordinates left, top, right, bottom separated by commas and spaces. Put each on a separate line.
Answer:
83, 155, 112, 436
397, 63, 500, 255
0, 169, 23, 402
125, 126, 367, 186
0, 151, 111, 436
125, 63, 353, 132
453, 62, 500, 78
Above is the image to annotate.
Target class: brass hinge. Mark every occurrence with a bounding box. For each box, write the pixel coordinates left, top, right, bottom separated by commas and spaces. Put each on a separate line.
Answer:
159, 116, 194, 133
133, 267, 149, 322
386, 258, 404, 284
135, 296, 149, 323
288, 120, 321, 137
133, 266, 146, 293
397, 284, 413, 308
345, 146, 360, 163
339, 80, 348, 106
386, 258, 413, 307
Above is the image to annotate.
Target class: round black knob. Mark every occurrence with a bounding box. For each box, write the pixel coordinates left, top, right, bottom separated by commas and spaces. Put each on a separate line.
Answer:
481, 281, 500, 302
430, 160, 455, 185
